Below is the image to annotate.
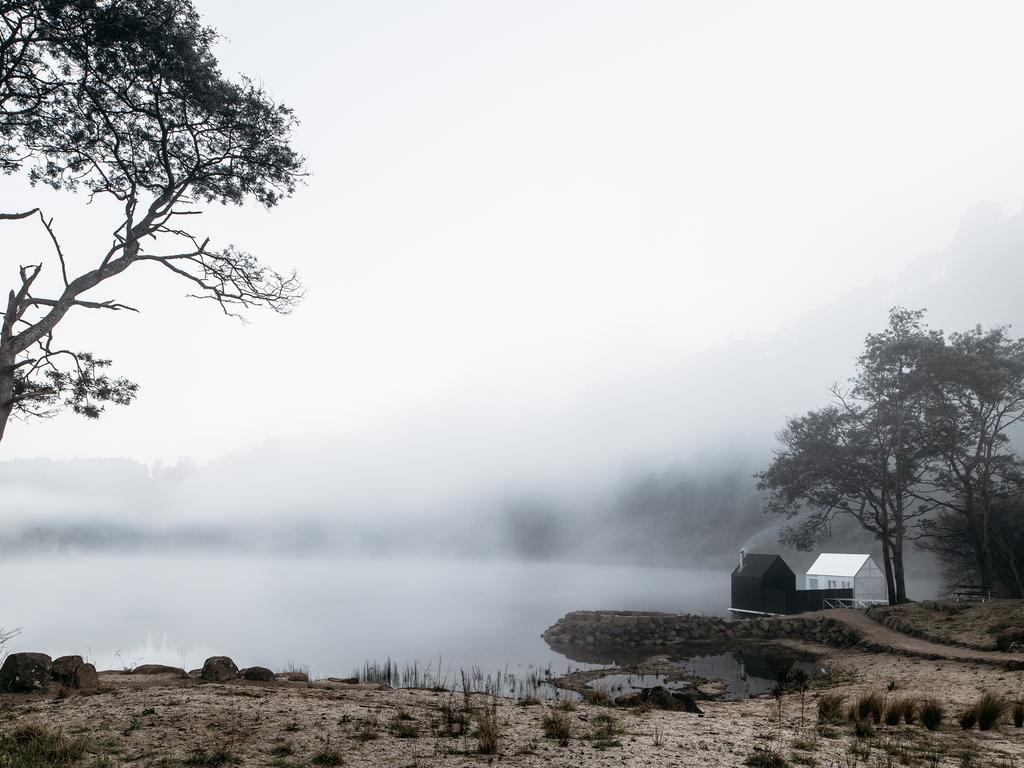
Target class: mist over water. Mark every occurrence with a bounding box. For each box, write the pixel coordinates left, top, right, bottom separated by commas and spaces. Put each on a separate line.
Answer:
2, 2, 1024, 685
1, 556, 730, 676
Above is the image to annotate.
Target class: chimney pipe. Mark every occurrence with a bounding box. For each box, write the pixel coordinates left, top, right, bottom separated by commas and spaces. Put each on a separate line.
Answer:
739, 549, 746, 571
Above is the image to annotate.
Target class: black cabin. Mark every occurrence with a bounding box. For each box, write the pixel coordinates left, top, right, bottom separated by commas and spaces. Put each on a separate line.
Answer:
730, 552, 854, 615
731, 553, 796, 615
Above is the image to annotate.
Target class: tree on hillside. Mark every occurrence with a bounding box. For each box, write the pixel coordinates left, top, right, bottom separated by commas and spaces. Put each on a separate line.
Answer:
920, 491, 1024, 599
915, 327, 1024, 592
758, 309, 941, 604
0, 0, 304, 442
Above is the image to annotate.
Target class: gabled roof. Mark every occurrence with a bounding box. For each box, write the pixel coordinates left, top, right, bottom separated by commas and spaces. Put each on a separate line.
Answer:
732, 553, 794, 579
806, 553, 872, 577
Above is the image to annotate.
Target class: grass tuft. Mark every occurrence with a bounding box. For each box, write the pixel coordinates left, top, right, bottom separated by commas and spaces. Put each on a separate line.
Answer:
852, 691, 884, 723
958, 709, 977, 730
816, 693, 844, 724
587, 712, 622, 750
0, 724, 87, 768
542, 711, 572, 746
311, 748, 344, 766
919, 698, 944, 731
745, 747, 790, 767
475, 699, 500, 754
974, 692, 1007, 731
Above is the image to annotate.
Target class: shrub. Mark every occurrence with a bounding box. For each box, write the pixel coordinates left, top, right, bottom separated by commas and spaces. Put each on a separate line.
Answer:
919, 698, 944, 731
542, 711, 572, 746
853, 692, 884, 723
817, 693, 845, 724
974, 692, 1007, 731
957, 709, 977, 730
1013, 699, 1024, 728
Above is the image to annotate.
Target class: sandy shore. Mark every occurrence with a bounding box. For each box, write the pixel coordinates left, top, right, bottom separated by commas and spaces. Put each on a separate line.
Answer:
1, 636, 1023, 767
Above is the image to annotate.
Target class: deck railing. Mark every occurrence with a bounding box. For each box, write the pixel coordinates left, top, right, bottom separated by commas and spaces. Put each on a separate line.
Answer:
822, 598, 889, 610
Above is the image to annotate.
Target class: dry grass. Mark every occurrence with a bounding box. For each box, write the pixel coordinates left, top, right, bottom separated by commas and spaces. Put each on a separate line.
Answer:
0, 724, 86, 768
919, 698, 944, 731
475, 698, 500, 754
542, 710, 572, 746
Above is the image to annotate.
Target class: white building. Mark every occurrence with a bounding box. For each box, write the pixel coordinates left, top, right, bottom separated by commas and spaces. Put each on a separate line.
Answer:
805, 553, 888, 604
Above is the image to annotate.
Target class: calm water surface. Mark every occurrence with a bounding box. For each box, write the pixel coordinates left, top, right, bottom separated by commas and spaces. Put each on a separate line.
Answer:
1, 556, 730, 678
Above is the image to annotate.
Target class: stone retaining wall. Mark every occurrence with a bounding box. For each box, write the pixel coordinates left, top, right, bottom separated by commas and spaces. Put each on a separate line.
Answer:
542, 610, 862, 651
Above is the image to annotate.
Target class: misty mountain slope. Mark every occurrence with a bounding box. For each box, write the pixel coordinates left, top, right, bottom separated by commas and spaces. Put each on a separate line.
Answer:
1, 203, 1022, 565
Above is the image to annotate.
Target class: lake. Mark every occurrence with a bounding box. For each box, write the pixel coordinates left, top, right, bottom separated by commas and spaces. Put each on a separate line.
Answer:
0, 555, 731, 679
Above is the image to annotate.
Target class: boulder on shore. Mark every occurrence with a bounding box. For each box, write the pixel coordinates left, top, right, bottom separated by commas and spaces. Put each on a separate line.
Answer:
614, 686, 704, 714
0, 652, 52, 693
240, 666, 274, 682
277, 671, 309, 682
51, 655, 84, 685
200, 656, 239, 682
47, 655, 99, 690
73, 663, 99, 690
132, 664, 187, 677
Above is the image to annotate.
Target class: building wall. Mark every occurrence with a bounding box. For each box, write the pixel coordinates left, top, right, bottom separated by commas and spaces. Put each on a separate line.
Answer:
853, 558, 888, 602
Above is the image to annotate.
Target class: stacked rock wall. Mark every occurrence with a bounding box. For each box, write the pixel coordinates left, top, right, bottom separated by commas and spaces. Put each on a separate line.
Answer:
542, 610, 863, 650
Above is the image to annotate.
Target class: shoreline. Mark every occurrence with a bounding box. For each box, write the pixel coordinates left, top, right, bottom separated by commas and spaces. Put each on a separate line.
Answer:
1, 602, 1023, 766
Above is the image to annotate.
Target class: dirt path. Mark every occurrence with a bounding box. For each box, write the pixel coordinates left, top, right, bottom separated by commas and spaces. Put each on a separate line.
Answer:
819, 608, 1024, 667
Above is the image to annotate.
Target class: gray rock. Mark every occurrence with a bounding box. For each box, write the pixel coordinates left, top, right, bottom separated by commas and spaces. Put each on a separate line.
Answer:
200, 656, 239, 682
240, 666, 274, 682
132, 664, 187, 677
51, 655, 84, 685
73, 663, 99, 690
0, 652, 52, 693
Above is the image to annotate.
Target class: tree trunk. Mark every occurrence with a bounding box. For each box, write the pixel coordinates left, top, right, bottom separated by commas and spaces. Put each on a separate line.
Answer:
893, 491, 908, 603
880, 536, 897, 606
0, 339, 16, 444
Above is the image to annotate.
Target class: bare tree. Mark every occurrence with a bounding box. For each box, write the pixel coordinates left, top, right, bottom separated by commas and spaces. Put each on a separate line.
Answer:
0, 0, 304, 442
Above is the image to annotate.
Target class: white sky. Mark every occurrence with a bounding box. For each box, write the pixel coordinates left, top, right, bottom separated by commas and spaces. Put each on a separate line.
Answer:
2, 1, 1024, 467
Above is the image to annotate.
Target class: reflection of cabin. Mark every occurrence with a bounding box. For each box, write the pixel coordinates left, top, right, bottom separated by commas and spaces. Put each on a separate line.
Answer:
806, 553, 888, 604
730, 551, 853, 615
